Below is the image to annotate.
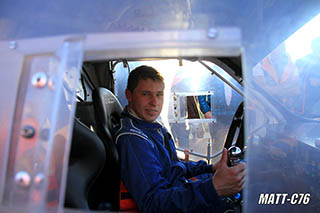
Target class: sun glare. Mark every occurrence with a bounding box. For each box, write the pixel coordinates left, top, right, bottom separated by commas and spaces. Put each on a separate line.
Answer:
285, 13, 320, 62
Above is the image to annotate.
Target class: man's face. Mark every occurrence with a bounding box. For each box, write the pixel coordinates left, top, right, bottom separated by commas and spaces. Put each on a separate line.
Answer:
126, 78, 164, 122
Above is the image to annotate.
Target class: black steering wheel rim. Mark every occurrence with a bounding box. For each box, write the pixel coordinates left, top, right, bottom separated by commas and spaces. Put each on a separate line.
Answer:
224, 102, 244, 150
223, 102, 245, 213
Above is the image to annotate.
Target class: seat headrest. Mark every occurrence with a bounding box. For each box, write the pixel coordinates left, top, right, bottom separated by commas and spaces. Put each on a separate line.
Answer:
92, 88, 123, 140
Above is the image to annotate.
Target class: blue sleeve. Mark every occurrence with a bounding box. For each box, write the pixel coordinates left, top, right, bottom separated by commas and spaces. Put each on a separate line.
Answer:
166, 134, 213, 178
198, 95, 211, 114
117, 135, 226, 213
183, 160, 214, 178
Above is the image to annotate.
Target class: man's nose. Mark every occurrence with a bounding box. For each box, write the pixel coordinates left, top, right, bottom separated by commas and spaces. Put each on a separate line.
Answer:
150, 94, 158, 105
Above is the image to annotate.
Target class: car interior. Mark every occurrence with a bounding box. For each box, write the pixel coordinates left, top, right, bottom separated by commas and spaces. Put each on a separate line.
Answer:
65, 57, 244, 211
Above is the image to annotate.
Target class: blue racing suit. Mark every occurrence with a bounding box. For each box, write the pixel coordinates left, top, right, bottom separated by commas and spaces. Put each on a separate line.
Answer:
112, 107, 227, 212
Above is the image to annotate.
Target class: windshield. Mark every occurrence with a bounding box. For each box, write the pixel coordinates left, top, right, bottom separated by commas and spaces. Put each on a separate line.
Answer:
248, 14, 320, 119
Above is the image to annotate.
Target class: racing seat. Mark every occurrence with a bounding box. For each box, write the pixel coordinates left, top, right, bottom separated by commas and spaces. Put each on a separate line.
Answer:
92, 87, 123, 210
65, 118, 106, 209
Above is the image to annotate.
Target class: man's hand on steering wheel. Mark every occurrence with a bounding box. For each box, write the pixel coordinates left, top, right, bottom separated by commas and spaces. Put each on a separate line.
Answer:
212, 148, 246, 196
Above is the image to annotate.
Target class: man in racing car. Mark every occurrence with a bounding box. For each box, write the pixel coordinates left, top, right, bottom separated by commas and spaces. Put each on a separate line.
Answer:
113, 65, 246, 212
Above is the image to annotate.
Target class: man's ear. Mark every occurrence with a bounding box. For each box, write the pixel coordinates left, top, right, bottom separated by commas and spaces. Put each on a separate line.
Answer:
125, 89, 132, 103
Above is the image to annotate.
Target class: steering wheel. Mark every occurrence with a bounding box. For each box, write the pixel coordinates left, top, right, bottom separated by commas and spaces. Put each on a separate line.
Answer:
223, 102, 244, 213
224, 102, 244, 150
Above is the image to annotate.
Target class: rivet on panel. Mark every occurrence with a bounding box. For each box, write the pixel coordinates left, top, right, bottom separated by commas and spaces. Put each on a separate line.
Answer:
21, 125, 36, 138
9, 41, 17, 49
207, 28, 218, 39
15, 171, 31, 187
32, 72, 48, 88
34, 173, 45, 186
